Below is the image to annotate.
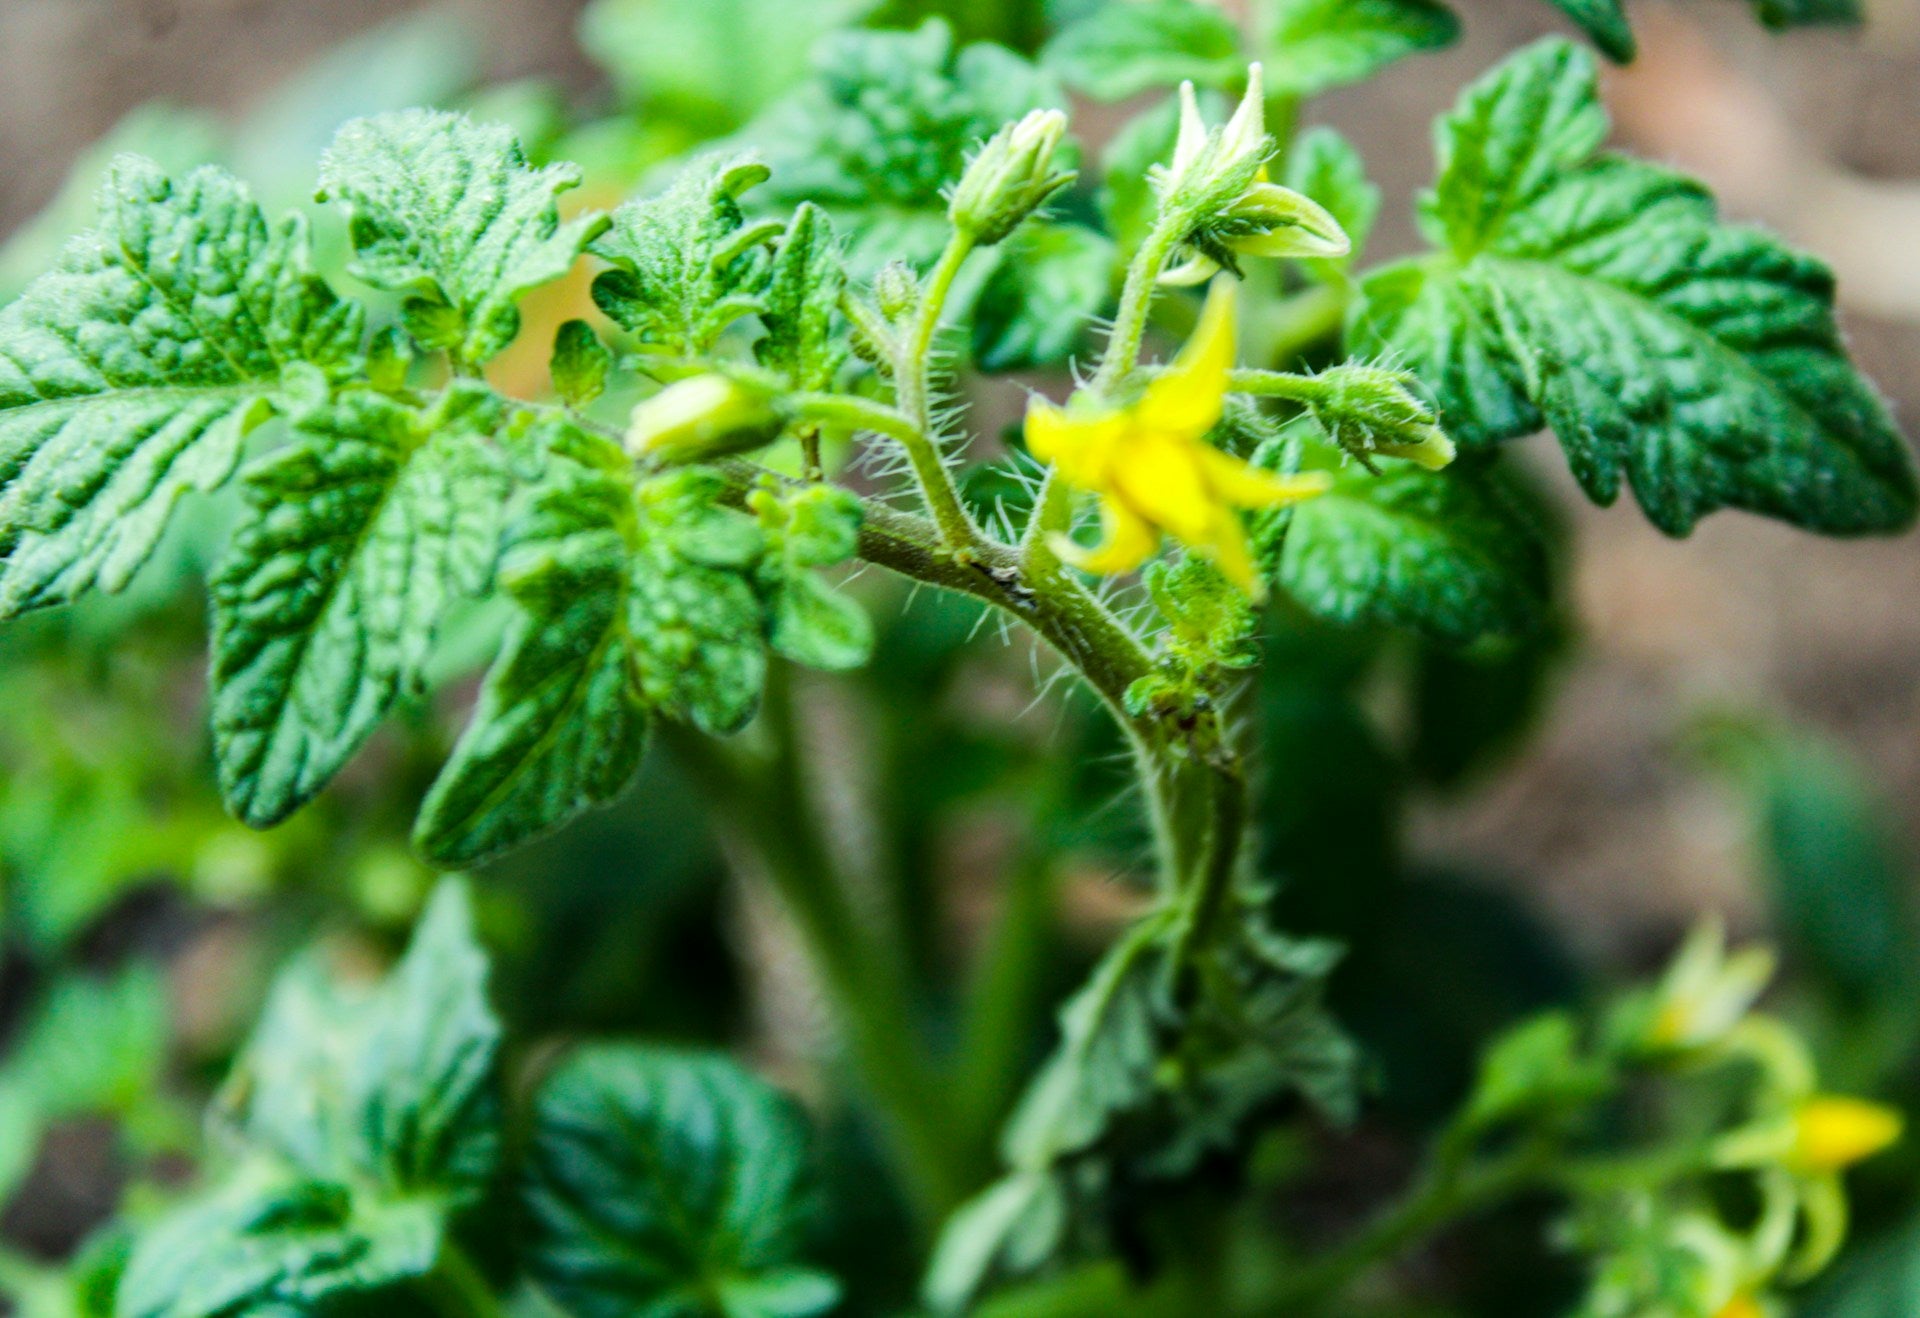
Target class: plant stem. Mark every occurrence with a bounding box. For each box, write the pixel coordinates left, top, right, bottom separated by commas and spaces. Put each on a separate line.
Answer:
663, 685, 964, 1222
893, 231, 983, 554
1265, 1140, 1554, 1310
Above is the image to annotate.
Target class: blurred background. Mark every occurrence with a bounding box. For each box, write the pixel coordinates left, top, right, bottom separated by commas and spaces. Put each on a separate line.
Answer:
0, 0, 1916, 1311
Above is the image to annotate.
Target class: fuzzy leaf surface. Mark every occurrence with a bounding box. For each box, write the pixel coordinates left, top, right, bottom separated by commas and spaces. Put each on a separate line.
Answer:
318, 110, 605, 364
0, 157, 361, 618
592, 154, 778, 359
1268, 457, 1551, 644
1352, 39, 1918, 535
210, 387, 510, 826
415, 426, 766, 865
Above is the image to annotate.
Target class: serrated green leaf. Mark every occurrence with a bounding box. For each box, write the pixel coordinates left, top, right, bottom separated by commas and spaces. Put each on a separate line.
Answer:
1283, 127, 1380, 278
0, 157, 361, 619
753, 483, 871, 671
756, 203, 847, 393
1044, 0, 1247, 101
1541, 0, 1635, 60
524, 1045, 838, 1318
1264, 449, 1550, 645
122, 879, 499, 1317
210, 387, 510, 827
412, 425, 649, 866
1252, 0, 1460, 96
1352, 38, 1919, 536
318, 110, 607, 365
741, 21, 1063, 274
415, 428, 766, 865
971, 223, 1116, 372
592, 153, 779, 360
215, 878, 502, 1195
552, 319, 613, 408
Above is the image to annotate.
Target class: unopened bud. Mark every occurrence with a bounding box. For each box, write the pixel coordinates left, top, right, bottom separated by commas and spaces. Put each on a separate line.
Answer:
948, 108, 1075, 246
1305, 366, 1455, 471
873, 262, 920, 322
626, 375, 782, 463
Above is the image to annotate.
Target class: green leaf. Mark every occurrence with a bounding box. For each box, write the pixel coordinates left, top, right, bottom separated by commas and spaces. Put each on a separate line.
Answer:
1748, 0, 1860, 28
752, 483, 871, 672
1352, 38, 1920, 536
756, 203, 847, 393
210, 386, 510, 827
1264, 451, 1551, 645
317, 109, 607, 365
121, 879, 500, 1316
114, 1168, 442, 1318
933, 908, 1354, 1307
580, 0, 878, 127
741, 21, 1063, 273
0, 157, 361, 619
1252, 0, 1460, 96
971, 223, 1116, 372
216, 878, 502, 1195
415, 426, 767, 865
1283, 127, 1380, 277
1044, 0, 1246, 101
592, 154, 780, 360
1541, 0, 1635, 60
552, 319, 614, 408
412, 425, 648, 866
524, 1045, 838, 1318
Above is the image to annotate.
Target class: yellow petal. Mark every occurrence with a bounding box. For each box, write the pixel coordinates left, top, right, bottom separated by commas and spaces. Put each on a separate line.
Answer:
1050, 496, 1157, 578
1195, 447, 1333, 508
1112, 435, 1220, 543
1025, 396, 1124, 487
1157, 252, 1222, 288
1136, 280, 1236, 436
1193, 506, 1265, 600
1791, 1096, 1904, 1173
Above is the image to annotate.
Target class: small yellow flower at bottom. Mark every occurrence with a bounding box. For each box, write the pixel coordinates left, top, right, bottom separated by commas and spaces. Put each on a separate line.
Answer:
1789, 1096, 1904, 1174
1024, 281, 1329, 597
1713, 1293, 1770, 1318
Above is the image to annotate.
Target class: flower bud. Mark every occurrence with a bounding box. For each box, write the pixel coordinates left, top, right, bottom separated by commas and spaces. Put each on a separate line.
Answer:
626, 375, 782, 463
1296, 366, 1456, 471
873, 262, 920, 322
1789, 1096, 1904, 1174
948, 108, 1076, 246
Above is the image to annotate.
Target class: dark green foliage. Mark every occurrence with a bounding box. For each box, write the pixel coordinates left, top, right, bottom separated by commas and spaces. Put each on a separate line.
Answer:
1353, 40, 1919, 536
524, 1046, 839, 1318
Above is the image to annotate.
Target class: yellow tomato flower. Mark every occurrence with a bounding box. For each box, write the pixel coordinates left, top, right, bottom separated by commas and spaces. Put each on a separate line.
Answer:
1024, 282, 1329, 596
1790, 1096, 1904, 1174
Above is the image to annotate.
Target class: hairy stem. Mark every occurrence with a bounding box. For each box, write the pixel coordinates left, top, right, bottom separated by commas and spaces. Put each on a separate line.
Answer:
664, 697, 964, 1221
893, 231, 983, 553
